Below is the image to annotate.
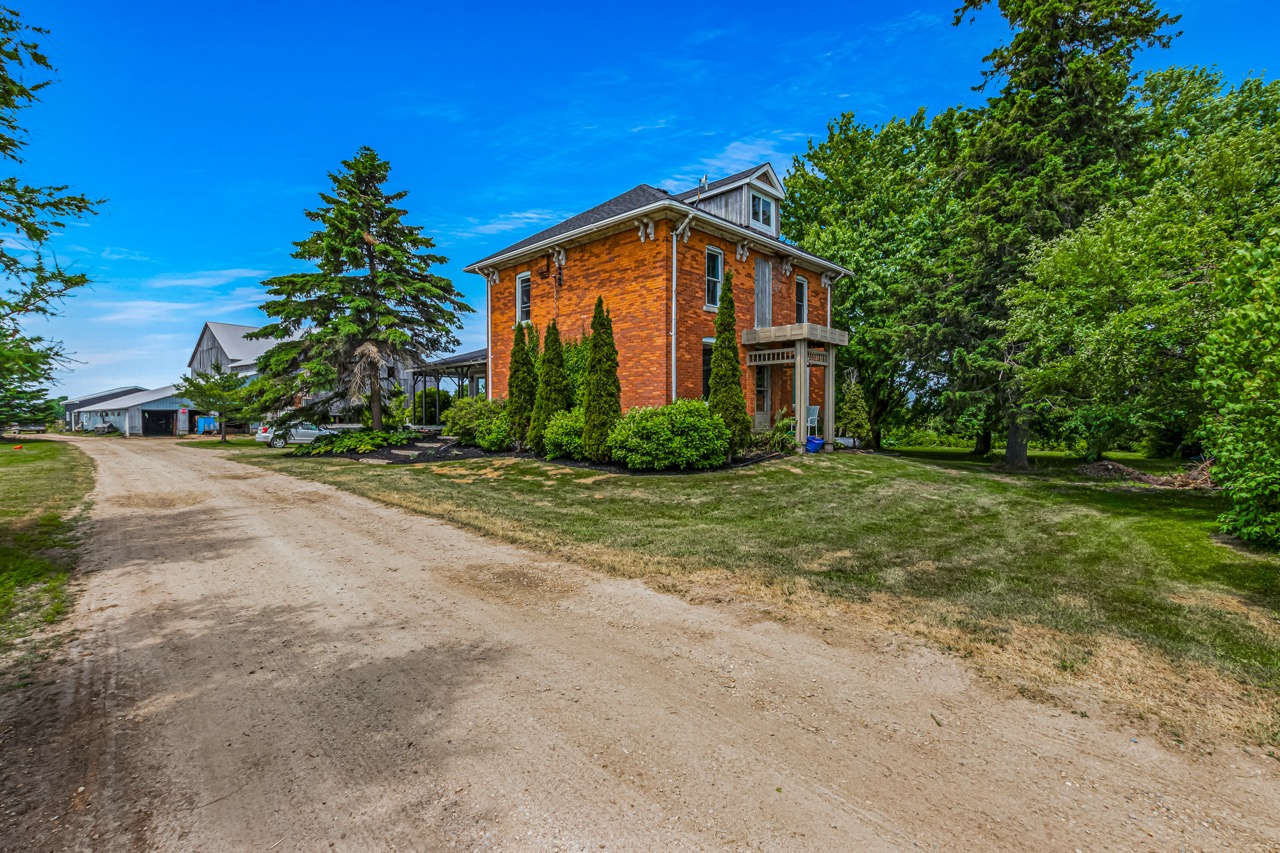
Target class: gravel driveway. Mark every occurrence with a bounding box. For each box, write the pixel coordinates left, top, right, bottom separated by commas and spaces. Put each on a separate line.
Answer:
2, 436, 1277, 851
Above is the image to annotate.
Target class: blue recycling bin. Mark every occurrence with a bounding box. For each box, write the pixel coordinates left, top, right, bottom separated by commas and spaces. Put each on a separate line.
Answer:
804, 435, 824, 453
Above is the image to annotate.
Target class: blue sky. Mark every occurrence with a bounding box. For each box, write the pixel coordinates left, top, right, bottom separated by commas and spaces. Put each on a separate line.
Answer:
23, 0, 1279, 397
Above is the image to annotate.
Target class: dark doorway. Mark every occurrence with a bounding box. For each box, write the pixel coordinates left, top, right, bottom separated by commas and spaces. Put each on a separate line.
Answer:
142, 410, 175, 436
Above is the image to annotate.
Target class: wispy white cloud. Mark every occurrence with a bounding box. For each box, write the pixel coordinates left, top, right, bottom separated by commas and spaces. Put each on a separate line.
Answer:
144, 268, 268, 289
660, 133, 807, 191
101, 246, 150, 261
454, 209, 567, 238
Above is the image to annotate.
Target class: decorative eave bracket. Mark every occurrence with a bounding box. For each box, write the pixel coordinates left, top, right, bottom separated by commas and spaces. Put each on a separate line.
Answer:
635, 217, 656, 243
735, 240, 751, 261
549, 246, 566, 267
781, 256, 797, 276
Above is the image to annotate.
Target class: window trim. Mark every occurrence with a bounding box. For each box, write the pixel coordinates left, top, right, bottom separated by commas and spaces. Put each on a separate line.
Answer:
515, 271, 532, 324
796, 275, 808, 324
705, 246, 724, 309
750, 191, 774, 233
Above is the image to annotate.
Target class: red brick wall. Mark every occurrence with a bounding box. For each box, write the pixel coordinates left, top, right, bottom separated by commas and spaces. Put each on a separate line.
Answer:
488, 225, 671, 411
486, 219, 831, 423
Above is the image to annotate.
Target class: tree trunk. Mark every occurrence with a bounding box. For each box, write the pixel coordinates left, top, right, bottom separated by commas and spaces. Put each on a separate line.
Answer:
220, 420, 227, 443
370, 382, 383, 431
871, 425, 882, 451
1004, 413, 1030, 470
972, 427, 992, 456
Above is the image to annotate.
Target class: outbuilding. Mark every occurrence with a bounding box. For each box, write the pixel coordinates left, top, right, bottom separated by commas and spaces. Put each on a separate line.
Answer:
62, 386, 146, 430
74, 385, 200, 437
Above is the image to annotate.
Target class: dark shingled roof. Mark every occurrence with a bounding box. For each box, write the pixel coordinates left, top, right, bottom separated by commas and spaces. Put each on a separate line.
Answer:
671, 163, 770, 202
470, 184, 671, 267
417, 348, 488, 371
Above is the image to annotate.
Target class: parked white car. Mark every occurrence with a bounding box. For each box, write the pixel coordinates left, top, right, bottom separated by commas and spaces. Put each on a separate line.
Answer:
255, 422, 336, 449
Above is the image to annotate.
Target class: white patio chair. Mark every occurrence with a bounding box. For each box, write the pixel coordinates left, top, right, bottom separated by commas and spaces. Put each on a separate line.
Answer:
806, 405, 820, 438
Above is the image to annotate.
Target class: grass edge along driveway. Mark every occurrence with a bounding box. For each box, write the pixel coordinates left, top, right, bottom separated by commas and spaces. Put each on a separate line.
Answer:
215, 442, 1280, 749
0, 438, 95, 687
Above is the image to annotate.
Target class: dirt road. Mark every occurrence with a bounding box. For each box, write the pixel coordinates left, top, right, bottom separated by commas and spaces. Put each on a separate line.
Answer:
3, 437, 1278, 851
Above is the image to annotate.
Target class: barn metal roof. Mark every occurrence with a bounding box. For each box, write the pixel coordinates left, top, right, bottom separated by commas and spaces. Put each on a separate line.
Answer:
75, 384, 192, 412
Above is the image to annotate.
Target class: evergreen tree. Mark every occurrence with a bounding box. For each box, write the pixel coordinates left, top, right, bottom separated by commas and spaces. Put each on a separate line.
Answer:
174, 363, 249, 443
707, 270, 752, 455
931, 0, 1179, 468
835, 375, 872, 445
528, 320, 570, 455
506, 323, 537, 445
581, 297, 621, 462
247, 147, 469, 430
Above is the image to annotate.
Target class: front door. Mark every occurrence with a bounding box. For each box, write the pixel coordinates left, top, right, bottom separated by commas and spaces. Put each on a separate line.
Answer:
754, 258, 772, 328
753, 366, 771, 431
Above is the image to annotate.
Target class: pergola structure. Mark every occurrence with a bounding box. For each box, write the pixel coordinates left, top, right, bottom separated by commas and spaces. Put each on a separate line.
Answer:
407, 348, 488, 426
742, 323, 850, 449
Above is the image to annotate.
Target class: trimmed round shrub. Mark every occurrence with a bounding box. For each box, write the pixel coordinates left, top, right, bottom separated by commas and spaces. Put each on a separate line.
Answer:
543, 407, 585, 460
606, 399, 729, 471
442, 396, 506, 447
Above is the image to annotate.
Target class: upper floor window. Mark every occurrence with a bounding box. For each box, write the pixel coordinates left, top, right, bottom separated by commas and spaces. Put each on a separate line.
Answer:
796, 276, 808, 323
751, 192, 774, 231
705, 247, 724, 307
516, 272, 532, 323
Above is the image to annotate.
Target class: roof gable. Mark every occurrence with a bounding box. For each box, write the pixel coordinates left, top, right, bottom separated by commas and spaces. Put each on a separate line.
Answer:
673, 162, 783, 203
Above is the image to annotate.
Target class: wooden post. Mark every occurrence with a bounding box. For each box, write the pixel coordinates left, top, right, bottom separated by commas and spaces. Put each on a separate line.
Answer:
794, 340, 809, 445
823, 347, 836, 451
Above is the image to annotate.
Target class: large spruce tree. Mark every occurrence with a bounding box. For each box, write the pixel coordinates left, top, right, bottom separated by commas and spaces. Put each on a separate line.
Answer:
506, 322, 537, 445
707, 270, 752, 455
528, 319, 570, 455
581, 297, 621, 462
248, 147, 468, 430
933, 0, 1179, 467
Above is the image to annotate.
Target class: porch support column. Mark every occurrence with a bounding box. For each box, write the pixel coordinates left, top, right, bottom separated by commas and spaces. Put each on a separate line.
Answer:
823, 348, 836, 451
794, 339, 809, 445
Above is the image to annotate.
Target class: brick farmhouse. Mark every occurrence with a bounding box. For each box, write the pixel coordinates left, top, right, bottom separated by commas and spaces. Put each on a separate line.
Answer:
463, 163, 850, 445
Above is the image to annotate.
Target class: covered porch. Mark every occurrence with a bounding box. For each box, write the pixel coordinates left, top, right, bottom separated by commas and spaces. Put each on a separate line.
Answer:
407, 348, 488, 426
741, 323, 849, 450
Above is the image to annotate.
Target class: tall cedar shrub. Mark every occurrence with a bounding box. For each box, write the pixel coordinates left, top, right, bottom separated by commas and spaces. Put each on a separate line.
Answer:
528, 319, 571, 455
581, 297, 622, 462
507, 323, 537, 445
707, 269, 753, 455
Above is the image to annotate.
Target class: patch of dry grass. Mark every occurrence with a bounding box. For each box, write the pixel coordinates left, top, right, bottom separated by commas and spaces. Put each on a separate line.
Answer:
215, 444, 1280, 748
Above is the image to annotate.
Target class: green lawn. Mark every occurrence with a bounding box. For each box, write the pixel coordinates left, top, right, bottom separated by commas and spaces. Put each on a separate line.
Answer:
215, 442, 1280, 742
0, 439, 95, 658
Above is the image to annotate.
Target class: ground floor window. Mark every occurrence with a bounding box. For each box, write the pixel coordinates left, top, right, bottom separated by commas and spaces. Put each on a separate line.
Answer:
702, 344, 713, 398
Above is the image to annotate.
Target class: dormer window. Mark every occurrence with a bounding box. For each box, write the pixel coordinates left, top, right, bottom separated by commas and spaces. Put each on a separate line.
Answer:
751, 192, 774, 231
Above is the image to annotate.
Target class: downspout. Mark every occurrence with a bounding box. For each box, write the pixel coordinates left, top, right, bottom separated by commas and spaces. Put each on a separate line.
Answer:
484, 268, 494, 400
671, 211, 696, 402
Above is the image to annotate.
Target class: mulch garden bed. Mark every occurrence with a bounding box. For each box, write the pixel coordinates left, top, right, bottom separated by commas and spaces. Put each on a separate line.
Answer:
311, 438, 788, 475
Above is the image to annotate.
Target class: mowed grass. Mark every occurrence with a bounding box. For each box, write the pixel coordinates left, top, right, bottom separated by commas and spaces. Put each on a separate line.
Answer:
221, 443, 1280, 742
0, 439, 95, 652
